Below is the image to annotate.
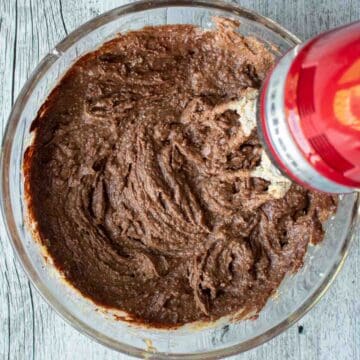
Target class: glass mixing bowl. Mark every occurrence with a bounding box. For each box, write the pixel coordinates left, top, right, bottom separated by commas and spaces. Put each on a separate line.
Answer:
1, 0, 359, 358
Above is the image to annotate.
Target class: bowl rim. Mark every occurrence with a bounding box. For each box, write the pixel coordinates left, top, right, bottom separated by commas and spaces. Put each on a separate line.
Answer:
0, 0, 358, 359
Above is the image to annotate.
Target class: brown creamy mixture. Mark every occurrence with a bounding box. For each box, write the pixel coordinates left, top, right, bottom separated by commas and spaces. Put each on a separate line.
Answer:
25, 20, 337, 327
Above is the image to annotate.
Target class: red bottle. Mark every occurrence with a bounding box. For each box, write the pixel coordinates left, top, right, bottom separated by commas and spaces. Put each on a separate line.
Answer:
258, 21, 360, 193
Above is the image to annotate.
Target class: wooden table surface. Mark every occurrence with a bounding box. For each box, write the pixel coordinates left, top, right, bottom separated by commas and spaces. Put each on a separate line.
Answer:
1, 0, 359, 359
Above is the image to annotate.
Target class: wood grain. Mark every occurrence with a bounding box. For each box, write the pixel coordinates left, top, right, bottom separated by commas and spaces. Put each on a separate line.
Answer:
0, 0, 359, 359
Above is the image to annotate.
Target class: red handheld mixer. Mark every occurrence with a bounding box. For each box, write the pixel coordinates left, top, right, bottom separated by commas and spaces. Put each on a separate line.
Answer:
258, 21, 360, 193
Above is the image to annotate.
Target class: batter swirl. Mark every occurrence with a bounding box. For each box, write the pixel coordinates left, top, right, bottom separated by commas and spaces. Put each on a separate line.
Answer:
25, 21, 337, 326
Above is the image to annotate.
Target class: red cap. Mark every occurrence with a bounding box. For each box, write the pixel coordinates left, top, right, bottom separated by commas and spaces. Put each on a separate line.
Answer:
284, 21, 360, 188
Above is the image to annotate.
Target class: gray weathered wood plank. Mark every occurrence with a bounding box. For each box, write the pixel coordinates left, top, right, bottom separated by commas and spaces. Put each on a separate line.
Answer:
0, 0, 359, 359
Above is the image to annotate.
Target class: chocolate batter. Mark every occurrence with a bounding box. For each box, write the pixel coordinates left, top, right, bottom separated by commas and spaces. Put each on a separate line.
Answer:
24, 20, 337, 326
